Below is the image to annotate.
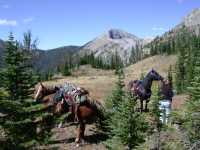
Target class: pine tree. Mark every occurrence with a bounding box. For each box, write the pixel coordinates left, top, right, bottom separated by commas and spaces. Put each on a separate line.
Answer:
171, 39, 176, 53
184, 43, 200, 143
150, 85, 162, 130
105, 68, 148, 149
46, 69, 53, 80
129, 46, 136, 64
106, 92, 148, 150
135, 42, 142, 61
168, 65, 173, 88
106, 67, 125, 110
62, 61, 71, 76
0, 32, 53, 149
175, 43, 187, 94
140, 72, 145, 80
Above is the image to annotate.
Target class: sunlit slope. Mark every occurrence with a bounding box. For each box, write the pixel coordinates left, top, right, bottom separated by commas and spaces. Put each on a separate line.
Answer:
43, 55, 177, 101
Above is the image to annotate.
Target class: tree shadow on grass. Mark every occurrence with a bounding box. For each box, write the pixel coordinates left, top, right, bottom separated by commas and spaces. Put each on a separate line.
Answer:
84, 131, 109, 144
48, 130, 108, 145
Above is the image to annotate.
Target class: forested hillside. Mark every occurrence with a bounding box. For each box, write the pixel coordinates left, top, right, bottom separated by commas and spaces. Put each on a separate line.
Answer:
1, 4, 200, 150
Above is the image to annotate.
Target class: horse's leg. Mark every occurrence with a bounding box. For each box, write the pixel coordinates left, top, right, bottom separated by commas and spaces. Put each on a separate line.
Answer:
75, 123, 81, 147
145, 99, 149, 112
75, 121, 84, 147
58, 121, 63, 128
80, 122, 85, 140
140, 99, 143, 112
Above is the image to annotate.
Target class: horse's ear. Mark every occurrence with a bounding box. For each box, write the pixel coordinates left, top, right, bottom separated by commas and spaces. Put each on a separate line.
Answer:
55, 86, 59, 91
40, 82, 44, 87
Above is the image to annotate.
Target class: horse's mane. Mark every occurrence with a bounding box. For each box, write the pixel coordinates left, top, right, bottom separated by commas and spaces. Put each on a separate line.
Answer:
35, 83, 62, 91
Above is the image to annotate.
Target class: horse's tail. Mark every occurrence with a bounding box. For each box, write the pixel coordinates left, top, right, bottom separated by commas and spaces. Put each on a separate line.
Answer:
128, 80, 134, 90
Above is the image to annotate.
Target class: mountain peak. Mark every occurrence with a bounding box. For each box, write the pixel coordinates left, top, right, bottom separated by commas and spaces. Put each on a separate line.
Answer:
107, 28, 138, 39
81, 28, 146, 64
182, 8, 200, 27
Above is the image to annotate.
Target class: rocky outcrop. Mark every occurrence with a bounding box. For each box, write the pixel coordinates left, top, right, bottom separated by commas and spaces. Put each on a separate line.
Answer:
80, 29, 148, 65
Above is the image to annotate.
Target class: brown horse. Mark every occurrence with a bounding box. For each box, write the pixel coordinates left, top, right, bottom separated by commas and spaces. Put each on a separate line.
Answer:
34, 82, 105, 147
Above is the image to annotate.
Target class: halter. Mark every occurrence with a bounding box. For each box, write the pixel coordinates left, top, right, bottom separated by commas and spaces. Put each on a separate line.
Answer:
34, 85, 42, 101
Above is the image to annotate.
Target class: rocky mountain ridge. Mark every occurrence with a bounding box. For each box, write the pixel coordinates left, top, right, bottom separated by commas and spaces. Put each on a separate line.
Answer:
80, 29, 148, 64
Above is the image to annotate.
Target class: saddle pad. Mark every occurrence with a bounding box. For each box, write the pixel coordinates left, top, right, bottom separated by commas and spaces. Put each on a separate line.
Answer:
53, 89, 64, 103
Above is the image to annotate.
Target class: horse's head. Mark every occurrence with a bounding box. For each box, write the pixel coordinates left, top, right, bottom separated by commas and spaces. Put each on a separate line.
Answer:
34, 82, 47, 103
34, 82, 59, 103
149, 69, 163, 81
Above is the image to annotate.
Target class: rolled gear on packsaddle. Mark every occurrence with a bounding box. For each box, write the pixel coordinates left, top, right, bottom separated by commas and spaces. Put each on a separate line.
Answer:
53, 87, 64, 103
53, 82, 76, 104
74, 87, 88, 104
54, 82, 89, 122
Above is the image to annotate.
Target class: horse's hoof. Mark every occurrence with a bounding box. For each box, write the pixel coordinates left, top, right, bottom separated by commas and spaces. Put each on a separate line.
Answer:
136, 108, 141, 112
76, 143, 80, 147
58, 123, 62, 128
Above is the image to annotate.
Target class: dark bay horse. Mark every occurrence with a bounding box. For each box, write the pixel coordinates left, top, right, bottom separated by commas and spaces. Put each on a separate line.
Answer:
34, 82, 105, 147
128, 69, 164, 112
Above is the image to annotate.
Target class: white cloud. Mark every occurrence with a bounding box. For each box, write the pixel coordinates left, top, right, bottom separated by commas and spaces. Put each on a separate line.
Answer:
23, 17, 34, 23
0, 19, 17, 26
152, 27, 165, 31
2, 4, 9, 9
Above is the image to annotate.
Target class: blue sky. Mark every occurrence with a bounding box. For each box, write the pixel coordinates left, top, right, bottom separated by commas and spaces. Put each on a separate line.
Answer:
0, 0, 199, 49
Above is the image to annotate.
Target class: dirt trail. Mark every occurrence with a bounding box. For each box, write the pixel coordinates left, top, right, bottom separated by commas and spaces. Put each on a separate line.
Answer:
39, 123, 107, 150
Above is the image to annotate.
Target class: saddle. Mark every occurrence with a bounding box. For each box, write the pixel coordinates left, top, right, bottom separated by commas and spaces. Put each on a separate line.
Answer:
53, 83, 89, 113
64, 87, 89, 116
132, 80, 151, 100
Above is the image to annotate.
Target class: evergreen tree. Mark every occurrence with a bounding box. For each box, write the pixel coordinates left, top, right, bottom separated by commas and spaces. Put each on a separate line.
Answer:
23, 30, 38, 51
47, 70, 53, 80
171, 39, 176, 53
106, 67, 125, 110
62, 61, 71, 76
129, 46, 136, 64
140, 72, 145, 80
175, 47, 187, 94
105, 68, 148, 149
150, 85, 162, 130
146, 85, 163, 150
184, 44, 200, 143
135, 42, 142, 61
107, 93, 147, 150
2, 33, 37, 100
0, 32, 53, 149
168, 65, 173, 88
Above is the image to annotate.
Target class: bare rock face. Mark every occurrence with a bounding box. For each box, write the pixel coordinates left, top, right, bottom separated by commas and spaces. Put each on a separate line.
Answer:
175, 8, 200, 34
80, 29, 148, 65
182, 8, 200, 27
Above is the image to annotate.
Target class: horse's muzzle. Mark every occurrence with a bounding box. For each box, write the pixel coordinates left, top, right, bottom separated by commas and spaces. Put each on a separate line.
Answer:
34, 98, 42, 103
